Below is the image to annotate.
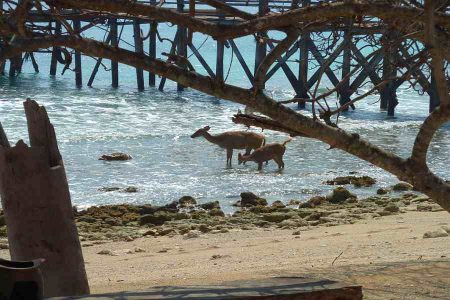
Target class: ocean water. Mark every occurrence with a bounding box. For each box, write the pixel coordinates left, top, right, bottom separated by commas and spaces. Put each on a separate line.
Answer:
0, 25, 448, 212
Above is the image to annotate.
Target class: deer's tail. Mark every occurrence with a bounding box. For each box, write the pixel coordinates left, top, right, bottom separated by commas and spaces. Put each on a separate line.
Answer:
282, 137, 293, 147
262, 138, 266, 147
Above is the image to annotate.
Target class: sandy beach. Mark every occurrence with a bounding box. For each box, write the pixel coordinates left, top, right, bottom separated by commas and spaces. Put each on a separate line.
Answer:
2, 206, 450, 299
78, 210, 450, 299
1, 186, 449, 299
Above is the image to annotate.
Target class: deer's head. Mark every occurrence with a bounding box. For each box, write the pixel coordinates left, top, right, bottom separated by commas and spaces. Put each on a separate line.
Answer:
191, 126, 211, 138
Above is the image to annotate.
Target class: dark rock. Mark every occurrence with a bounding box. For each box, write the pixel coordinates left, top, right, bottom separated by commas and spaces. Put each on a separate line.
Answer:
164, 201, 179, 211
78, 216, 97, 224
138, 205, 157, 215
249, 206, 275, 214
240, 192, 268, 207
104, 217, 122, 226
177, 225, 191, 235
325, 176, 376, 187
262, 212, 292, 223
198, 224, 212, 233
158, 228, 175, 236
122, 186, 138, 193
417, 204, 433, 212
99, 152, 132, 161
200, 201, 221, 210
287, 199, 300, 206
271, 200, 286, 209
423, 230, 449, 239
178, 196, 197, 208
384, 203, 399, 213
139, 211, 188, 226
326, 187, 357, 204
232, 201, 241, 207
299, 196, 326, 208
184, 231, 200, 239
376, 188, 389, 195
392, 182, 413, 191
143, 229, 158, 237
191, 210, 209, 219
98, 187, 121, 192
208, 208, 225, 217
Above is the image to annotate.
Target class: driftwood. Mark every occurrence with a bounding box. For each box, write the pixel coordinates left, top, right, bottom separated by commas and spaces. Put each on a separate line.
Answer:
232, 113, 309, 138
0, 99, 89, 297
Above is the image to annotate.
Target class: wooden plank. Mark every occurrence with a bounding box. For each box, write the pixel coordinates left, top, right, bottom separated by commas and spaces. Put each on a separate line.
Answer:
29, 52, 39, 73
266, 40, 302, 95
188, 42, 215, 77
307, 41, 346, 89
349, 50, 383, 92
133, 19, 145, 91
159, 31, 180, 91
349, 44, 382, 90
266, 43, 298, 80
307, 37, 340, 87
47, 277, 362, 299
229, 39, 254, 83
87, 31, 113, 87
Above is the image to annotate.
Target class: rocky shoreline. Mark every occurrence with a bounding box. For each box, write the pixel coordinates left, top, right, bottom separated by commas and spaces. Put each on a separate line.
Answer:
0, 177, 446, 250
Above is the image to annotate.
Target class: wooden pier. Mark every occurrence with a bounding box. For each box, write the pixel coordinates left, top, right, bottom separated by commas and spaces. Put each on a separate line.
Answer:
0, 0, 442, 116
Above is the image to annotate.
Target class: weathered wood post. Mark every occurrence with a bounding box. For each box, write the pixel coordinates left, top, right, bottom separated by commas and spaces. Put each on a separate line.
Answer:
133, 19, 145, 91
110, 18, 119, 88
73, 17, 83, 87
0, 99, 90, 297
254, 0, 268, 87
216, 0, 225, 82
50, 22, 62, 76
339, 23, 352, 108
149, 0, 157, 87
380, 31, 398, 116
176, 0, 187, 91
297, 0, 310, 109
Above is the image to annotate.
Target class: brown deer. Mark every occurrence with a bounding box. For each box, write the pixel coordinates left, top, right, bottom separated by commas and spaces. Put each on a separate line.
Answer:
191, 126, 265, 166
238, 137, 292, 171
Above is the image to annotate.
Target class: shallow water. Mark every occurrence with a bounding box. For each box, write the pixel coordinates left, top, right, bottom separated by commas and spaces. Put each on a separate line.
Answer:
0, 27, 448, 212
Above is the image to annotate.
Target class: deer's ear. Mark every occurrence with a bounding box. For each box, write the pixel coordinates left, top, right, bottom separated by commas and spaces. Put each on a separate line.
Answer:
204, 126, 211, 131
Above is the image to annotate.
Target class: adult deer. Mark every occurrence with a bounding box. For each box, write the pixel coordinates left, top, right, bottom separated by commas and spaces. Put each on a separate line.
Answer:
191, 126, 265, 166
238, 137, 292, 171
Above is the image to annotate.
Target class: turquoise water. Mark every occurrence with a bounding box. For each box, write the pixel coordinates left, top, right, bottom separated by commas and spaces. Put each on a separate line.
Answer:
0, 25, 448, 212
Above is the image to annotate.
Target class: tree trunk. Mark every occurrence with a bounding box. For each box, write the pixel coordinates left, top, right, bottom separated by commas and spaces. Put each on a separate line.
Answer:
0, 99, 90, 297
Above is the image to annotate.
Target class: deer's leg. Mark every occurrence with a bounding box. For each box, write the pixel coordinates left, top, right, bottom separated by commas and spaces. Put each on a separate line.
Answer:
274, 156, 284, 169
258, 162, 263, 171
226, 148, 232, 167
